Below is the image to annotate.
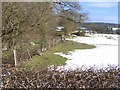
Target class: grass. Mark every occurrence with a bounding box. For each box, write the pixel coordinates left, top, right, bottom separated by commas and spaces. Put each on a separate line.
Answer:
20, 40, 95, 71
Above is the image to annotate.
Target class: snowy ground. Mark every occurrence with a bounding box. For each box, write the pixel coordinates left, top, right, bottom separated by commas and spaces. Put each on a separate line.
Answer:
55, 34, 118, 70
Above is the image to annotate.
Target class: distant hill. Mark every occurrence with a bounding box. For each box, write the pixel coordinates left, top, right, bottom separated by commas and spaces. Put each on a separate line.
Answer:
80, 22, 119, 34
83, 22, 118, 28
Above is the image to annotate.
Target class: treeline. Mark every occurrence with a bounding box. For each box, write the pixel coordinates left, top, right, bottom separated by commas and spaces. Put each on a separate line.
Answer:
2, 2, 86, 66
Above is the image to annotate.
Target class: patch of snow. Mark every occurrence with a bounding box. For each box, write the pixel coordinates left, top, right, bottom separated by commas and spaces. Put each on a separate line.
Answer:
55, 34, 118, 70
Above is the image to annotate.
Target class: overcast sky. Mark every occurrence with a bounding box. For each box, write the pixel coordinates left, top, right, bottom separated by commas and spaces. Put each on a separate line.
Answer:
79, 2, 118, 24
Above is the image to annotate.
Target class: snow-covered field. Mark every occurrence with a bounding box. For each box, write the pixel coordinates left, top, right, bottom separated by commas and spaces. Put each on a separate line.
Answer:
55, 34, 118, 70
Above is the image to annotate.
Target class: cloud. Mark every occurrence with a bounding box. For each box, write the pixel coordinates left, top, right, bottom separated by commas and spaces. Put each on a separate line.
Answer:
90, 10, 109, 14
88, 2, 117, 8
77, 0, 119, 2
103, 16, 118, 21
89, 16, 118, 23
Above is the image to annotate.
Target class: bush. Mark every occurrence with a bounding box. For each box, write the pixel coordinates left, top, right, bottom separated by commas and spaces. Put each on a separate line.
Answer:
76, 31, 85, 36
